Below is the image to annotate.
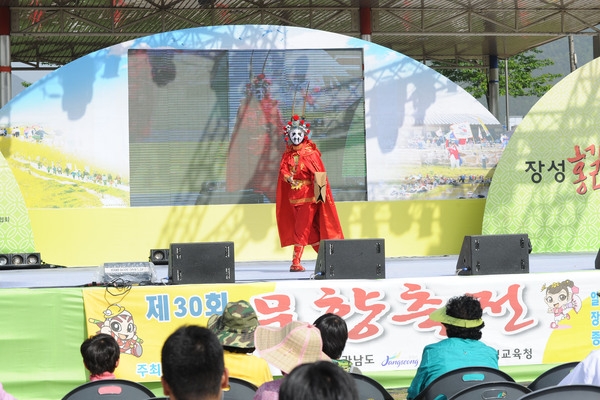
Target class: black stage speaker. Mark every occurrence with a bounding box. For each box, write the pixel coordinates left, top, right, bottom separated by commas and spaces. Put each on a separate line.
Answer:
595, 249, 600, 270
456, 234, 530, 275
168, 242, 235, 284
314, 239, 385, 280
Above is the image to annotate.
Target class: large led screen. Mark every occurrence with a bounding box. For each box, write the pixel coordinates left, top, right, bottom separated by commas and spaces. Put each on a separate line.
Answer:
128, 49, 366, 206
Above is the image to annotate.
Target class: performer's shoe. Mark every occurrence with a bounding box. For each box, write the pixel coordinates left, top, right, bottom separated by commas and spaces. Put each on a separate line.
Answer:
290, 245, 305, 272
290, 264, 305, 272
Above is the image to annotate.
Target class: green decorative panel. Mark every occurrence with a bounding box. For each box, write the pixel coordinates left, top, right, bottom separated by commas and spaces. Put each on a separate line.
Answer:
0, 146, 35, 253
483, 58, 600, 252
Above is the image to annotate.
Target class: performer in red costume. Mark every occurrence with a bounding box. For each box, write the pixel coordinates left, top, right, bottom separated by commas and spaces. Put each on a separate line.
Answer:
276, 114, 344, 272
226, 66, 284, 202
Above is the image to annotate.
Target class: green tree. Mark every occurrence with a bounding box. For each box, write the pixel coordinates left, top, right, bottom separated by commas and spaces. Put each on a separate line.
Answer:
433, 49, 562, 107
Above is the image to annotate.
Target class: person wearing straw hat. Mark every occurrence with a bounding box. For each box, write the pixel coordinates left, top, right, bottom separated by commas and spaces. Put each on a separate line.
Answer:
207, 300, 273, 388
253, 320, 331, 400
407, 294, 499, 400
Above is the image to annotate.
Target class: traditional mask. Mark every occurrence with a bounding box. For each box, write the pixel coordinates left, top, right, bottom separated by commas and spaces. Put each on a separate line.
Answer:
288, 127, 305, 145
283, 114, 310, 145
247, 73, 270, 101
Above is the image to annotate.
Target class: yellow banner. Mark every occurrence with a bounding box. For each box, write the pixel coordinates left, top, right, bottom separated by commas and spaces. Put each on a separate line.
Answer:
81, 270, 600, 383
82, 282, 275, 382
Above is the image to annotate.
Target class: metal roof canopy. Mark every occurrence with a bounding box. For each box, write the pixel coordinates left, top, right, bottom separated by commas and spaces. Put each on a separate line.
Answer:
5, 0, 600, 70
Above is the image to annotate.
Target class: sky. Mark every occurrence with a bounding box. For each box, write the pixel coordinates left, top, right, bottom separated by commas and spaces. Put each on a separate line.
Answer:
10, 63, 55, 99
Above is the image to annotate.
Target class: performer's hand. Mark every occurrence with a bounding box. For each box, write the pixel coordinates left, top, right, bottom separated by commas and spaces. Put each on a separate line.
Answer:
290, 180, 303, 190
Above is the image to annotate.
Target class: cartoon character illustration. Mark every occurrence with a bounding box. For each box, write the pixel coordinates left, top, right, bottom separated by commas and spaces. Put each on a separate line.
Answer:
88, 304, 144, 357
542, 279, 582, 329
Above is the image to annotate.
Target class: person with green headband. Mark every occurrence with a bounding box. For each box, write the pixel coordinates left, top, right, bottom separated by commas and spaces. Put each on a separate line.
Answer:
406, 294, 499, 400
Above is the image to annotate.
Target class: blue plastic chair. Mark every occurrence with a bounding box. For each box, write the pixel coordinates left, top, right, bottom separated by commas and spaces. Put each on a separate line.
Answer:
448, 381, 530, 400
526, 361, 579, 391
350, 373, 394, 400
413, 366, 515, 400
222, 377, 258, 400
62, 379, 155, 400
518, 384, 600, 400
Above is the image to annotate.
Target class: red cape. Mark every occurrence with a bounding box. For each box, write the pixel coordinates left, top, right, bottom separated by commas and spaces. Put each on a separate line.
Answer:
275, 141, 344, 248
226, 95, 284, 201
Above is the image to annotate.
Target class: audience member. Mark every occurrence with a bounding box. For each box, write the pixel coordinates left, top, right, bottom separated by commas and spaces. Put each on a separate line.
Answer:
279, 361, 358, 400
0, 383, 16, 400
313, 313, 360, 373
253, 320, 330, 400
558, 350, 595, 385
80, 333, 120, 381
407, 294, 498, 400
161, 325, 229, 400
207, 300, 273, 387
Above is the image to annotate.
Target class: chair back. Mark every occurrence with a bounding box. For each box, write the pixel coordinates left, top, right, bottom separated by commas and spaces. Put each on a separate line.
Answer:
222, 377, 258, 400
447, 381, 530, 400
517, 384, 600, 400
62, 379, 156, 400
526, 361, 579, 391
413, 366, 515, 400
350, 373, 394, 400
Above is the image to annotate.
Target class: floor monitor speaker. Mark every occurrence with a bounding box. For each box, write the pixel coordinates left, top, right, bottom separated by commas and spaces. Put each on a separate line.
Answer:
314, 239, 385, 280
595, 248, 600, 269
169, 242, 235, 284
456, 234, 530, 275
0, 252, 42, 270
149, 248, 169, 265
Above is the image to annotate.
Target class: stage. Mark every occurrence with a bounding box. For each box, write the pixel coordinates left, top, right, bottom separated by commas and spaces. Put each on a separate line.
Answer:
1, 251, 597, 288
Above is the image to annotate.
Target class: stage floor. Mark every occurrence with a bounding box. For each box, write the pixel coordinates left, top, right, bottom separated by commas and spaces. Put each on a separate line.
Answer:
1, 252, 597, 289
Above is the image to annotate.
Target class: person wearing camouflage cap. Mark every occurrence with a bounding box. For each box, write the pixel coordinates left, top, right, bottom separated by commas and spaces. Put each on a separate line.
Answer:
207, 300, 273, 388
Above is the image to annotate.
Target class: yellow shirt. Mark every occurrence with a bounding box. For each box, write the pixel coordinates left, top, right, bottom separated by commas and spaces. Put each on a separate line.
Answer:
224, 351, 273, 388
